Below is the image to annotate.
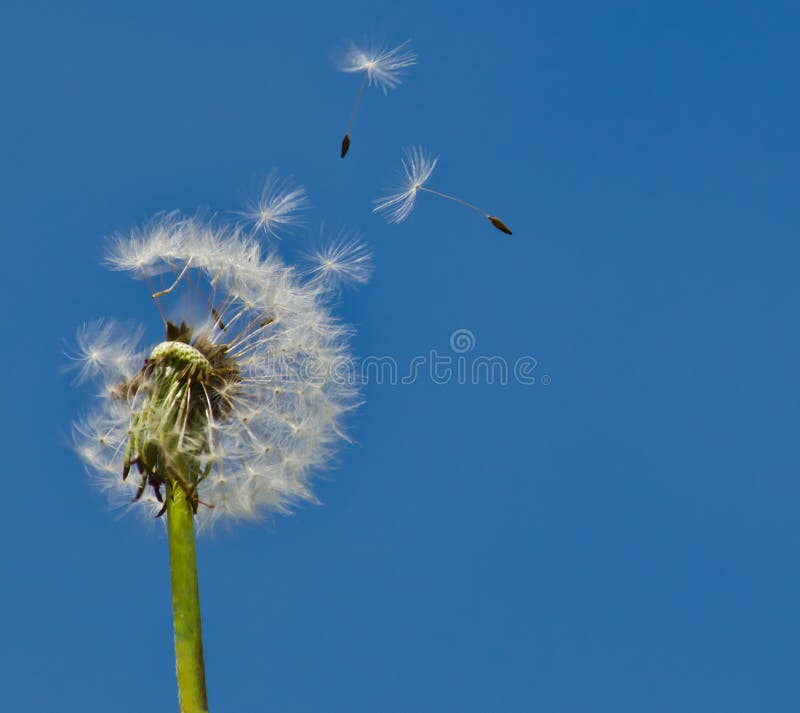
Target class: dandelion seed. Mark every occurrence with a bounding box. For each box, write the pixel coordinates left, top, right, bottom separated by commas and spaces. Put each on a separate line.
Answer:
74, 211, 364, 527
373, 146, 513, 235
337, 39, 417, 158
302, 230, 374, 292
67, 320, 144, 384
238, 172, 310, 238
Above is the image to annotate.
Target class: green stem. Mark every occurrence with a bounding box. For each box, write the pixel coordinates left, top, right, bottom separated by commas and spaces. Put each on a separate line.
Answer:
167, 484, 209, 713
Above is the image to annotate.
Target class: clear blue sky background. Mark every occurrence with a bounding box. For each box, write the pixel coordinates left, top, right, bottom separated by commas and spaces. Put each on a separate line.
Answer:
1, 1, 798, 711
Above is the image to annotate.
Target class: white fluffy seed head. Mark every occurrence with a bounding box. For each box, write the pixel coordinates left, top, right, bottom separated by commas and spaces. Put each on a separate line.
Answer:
74, 208, 364, 529
373, 146, 438, 223
337, 40, 417, 93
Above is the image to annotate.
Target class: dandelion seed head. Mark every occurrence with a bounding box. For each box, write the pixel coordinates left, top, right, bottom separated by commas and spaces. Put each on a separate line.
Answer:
73, 210, 361, 529
338, 40, 417, 93
373, 146, 438, 223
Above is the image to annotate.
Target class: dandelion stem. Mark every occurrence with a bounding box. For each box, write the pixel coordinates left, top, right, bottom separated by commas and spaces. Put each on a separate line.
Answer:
167, 483, 209, 713
418, 186, 488, 218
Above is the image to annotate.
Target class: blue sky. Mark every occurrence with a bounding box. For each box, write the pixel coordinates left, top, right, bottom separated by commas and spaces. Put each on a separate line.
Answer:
1, 1, 799, 711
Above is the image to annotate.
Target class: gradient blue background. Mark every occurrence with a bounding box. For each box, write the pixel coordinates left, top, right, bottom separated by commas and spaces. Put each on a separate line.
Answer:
1, 1, 798, 711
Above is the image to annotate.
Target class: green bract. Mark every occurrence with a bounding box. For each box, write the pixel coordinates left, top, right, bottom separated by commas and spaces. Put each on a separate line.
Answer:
122, 329, 238, 515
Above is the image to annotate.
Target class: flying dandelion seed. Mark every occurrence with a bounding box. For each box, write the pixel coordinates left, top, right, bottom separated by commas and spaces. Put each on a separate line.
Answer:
337, 40, 417, 158
237, 172, 310, 238
302, 230, 374, 292
373, 146, 513, 235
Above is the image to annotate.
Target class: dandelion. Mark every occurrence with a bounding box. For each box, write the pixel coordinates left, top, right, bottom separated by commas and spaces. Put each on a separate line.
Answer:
337, 39, 417, 158
302, 229, 374, 292
374, 146, 513, 235
71, 206, 365, 711
237, 172, 310, 237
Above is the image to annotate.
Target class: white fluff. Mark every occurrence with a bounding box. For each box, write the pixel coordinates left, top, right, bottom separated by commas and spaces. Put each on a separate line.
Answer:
337, 40, 417, 93
373, 146, 438, 223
